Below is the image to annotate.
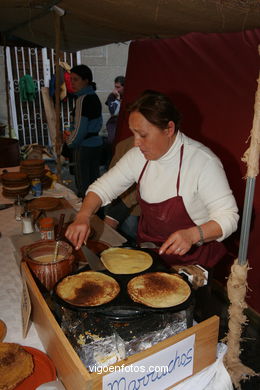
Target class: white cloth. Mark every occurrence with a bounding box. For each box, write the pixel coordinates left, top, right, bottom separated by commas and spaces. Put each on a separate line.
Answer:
0, 182, 81, 351
172, 343, 233, 390
0, 210, 44, 351
88, 131, 239, 241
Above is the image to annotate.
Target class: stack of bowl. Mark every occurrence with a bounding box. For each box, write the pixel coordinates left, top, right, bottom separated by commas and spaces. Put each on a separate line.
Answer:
1, 172, 30, 198
20, 159, 45, 182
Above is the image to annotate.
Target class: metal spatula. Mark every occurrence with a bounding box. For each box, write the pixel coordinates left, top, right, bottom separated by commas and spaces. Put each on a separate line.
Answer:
81, 245, 105, 271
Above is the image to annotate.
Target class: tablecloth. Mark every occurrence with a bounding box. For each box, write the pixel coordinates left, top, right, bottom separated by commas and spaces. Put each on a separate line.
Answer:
0, 193, 44, 350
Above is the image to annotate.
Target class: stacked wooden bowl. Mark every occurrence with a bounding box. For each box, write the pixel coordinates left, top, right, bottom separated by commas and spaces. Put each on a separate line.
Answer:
20, 159, 45, 181
20, 159, 52, 189
1, 172, 30, 198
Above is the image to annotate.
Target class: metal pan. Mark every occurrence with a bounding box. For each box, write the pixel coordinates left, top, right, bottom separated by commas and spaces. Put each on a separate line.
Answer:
52, 265, 193, 320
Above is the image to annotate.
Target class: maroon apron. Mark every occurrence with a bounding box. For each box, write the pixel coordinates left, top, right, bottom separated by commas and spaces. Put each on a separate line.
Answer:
137, 145, 226, 268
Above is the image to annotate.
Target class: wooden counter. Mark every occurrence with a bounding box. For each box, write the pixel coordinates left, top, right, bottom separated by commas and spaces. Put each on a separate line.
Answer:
22, 261, 219, 390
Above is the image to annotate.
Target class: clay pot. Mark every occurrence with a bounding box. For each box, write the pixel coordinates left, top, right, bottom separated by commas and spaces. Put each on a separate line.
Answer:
22, 240, 76, 291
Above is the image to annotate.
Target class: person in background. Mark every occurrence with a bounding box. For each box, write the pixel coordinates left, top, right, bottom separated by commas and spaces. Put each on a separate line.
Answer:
64, 65, 103, 199
104, 76, 125, 165
66, 90, 239, 271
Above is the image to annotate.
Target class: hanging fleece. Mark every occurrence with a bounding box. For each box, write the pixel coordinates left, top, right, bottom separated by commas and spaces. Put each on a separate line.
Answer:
64, 71, 73, 95
19, 74, 37, 102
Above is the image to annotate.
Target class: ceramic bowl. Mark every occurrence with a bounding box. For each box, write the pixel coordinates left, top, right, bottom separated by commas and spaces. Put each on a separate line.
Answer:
22, 240, 76, 291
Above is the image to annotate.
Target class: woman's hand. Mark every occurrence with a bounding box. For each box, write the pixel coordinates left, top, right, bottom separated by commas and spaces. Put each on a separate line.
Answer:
159, 228, 197, 256
65, 214, 91, 250
159, 222, 223, 256
65, 192, 103, 250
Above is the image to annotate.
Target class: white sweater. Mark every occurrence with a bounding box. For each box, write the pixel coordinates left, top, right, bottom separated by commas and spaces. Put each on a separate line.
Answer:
88, 132, 239, 241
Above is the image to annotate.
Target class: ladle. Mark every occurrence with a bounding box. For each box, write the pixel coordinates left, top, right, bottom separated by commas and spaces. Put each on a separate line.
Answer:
53, 213, 65, 262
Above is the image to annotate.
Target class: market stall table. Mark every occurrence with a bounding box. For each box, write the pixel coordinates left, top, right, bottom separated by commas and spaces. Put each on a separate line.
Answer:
0, 178, 125, 345
0, 178, 232, 390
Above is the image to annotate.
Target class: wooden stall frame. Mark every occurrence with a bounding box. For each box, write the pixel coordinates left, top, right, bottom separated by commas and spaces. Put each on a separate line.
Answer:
21, 262, 219, 390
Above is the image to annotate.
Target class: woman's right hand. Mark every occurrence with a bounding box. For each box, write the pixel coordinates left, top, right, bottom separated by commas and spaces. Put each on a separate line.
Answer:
65, 192, 102, 249
65, 214, 91, 250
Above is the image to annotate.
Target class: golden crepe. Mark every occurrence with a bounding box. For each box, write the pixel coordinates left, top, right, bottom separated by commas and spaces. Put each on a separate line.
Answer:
127, 272, 191, 308
0, 342, 34, 390
100, 248, 153, 274
56, 271, 120, 306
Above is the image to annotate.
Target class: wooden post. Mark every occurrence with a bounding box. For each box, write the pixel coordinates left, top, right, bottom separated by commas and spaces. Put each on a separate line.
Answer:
224, 46, 260, 389
54, 11, 62, 183
41, 87, 56, 146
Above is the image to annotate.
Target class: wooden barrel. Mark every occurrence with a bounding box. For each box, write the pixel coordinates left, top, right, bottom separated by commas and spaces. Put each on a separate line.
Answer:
0, 138, 20, 168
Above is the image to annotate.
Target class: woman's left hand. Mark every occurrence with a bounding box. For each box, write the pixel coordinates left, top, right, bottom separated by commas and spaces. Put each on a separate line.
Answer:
159, 229, 195, 256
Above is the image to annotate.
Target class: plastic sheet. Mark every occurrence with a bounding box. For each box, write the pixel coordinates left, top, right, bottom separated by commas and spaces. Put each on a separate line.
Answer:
59, 307, 187, 370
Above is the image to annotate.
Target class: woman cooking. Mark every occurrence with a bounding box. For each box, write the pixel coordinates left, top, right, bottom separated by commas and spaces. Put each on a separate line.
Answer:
65, 90, 239, 268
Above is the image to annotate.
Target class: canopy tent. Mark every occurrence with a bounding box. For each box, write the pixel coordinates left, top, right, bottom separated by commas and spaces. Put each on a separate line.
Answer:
1, 0, 260, 51
0, 2, 259, 387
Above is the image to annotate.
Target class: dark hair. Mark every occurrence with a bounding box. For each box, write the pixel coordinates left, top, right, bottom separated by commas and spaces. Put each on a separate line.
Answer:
114, 76, 125, 86
70, 64, 97, 90
128, 90, 181, 131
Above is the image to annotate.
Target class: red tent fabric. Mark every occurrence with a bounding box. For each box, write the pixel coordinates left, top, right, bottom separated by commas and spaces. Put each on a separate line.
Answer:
116, 29, 260, 312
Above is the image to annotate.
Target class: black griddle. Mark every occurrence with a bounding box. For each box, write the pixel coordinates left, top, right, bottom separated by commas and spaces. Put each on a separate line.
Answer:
52, 248, 194, 321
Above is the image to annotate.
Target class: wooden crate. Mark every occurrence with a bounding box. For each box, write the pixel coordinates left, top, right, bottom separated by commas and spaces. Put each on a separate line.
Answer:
21, 262, 219, 390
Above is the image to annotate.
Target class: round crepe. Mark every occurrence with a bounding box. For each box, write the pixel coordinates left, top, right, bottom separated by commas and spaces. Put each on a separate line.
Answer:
127, 272, 191, 308
0, 342, 34, 390
56, 271, 120, 306
100, 248, 153, 274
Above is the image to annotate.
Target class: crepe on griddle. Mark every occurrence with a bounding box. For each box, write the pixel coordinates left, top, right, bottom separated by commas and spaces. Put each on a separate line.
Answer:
56, 271, 120, 306
100, 248, 153, 274
0, 342, 34, 390
127, 272, 191, 308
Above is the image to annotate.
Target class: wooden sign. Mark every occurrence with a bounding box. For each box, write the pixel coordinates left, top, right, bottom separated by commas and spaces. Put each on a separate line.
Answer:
102, 335, 195, 390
